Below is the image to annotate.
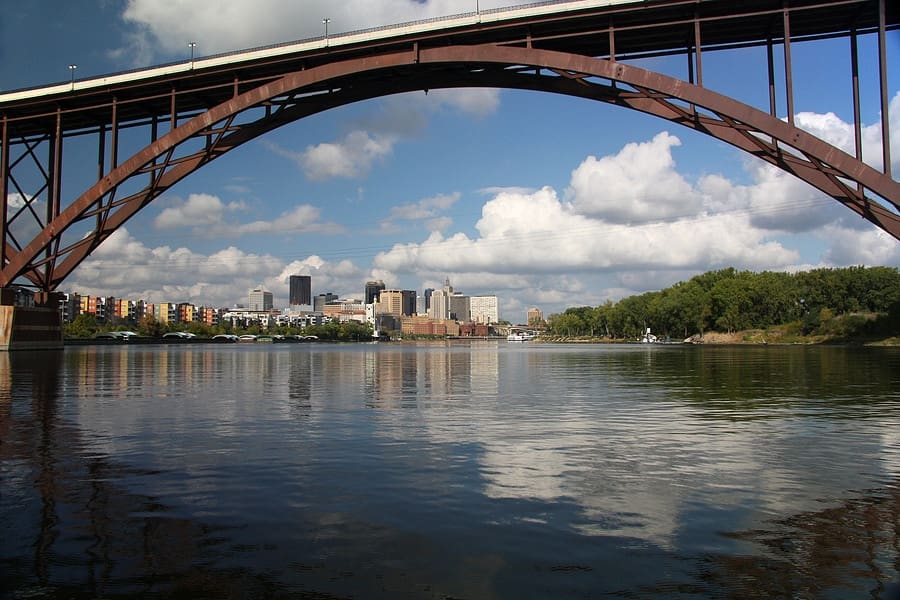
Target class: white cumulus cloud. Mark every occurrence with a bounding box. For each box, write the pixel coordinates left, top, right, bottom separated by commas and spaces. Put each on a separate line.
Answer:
69, 228, 370, 306
565, 132, 700, 224
153, 193, 343, 237
154, 193, 246, 230
298, 131, 395, 181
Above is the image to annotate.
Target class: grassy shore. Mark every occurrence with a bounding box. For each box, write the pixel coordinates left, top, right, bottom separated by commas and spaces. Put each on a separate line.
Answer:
537, 329, 900, 346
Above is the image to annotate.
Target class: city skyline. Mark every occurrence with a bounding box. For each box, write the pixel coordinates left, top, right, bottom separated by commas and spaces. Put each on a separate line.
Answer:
60, 276, 511, 326
1, 1, 898, 317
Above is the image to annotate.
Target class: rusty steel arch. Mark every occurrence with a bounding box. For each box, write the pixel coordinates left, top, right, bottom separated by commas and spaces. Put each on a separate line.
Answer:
2, 44, 898, 291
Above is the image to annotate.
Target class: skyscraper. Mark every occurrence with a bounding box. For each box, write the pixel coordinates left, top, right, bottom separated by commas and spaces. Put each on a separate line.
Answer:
449, 294, 470, 322
428, 289, 450, 320
401, 290, 417, 317
365, 280, 385, 304
249, 287, 273, 311
377, 290, 404, 317
470, 295, 499, 324
289, 275, 312, 306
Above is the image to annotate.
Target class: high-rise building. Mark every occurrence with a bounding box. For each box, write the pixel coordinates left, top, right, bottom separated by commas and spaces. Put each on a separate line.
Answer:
289, 275, 312, 306
401, 290, 417, 317
527, 307, 544, 326
470, 295, 499, 324
154, 302, 179, 324
428, 289, 450, 320
178, 302, 197, 323
377, 290, 405, 317
449, 294, 470, 322
365, 280, 385, 304
249, 287, 273, 311
314, 292, 338, 312
423, 288, 434, 311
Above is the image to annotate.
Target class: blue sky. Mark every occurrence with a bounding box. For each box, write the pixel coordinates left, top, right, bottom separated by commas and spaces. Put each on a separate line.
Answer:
1, 0, 898, 321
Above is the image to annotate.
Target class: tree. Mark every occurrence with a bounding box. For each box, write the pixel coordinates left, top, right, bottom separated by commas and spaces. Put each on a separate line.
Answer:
710, 273, 755, 333
137, 314, 165, 337
65, 314, 99, 338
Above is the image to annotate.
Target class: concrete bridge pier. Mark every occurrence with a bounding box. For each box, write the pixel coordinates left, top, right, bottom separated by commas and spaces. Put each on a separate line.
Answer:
0, 289, 63, 351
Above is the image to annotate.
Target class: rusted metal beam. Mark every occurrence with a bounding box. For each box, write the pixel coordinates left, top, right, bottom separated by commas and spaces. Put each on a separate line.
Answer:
767, 34, 777, 117
694, 9, 703, 87
877, 0, 891, 178
783, 2, 795, 124
0, 116, 8, 267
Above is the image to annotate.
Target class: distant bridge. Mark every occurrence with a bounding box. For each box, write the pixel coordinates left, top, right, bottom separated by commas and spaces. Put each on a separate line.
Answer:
1, 0, 898, 297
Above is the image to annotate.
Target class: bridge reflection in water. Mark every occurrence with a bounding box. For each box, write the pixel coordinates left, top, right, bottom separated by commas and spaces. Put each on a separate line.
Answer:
1, 344, 898, 598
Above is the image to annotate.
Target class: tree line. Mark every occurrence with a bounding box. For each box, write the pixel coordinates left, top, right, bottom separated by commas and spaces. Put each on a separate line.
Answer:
65, 313, 373, 341
544, 266, 900, 340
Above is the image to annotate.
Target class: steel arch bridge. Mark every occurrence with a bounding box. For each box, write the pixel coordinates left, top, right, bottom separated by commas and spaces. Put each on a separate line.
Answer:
1, 0, 898, 298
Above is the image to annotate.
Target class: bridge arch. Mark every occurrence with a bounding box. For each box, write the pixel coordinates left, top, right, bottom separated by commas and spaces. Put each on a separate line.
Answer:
3, 44, 899, 291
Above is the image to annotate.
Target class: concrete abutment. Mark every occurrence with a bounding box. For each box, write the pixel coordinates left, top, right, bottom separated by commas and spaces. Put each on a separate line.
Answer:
0, 289, 64, 351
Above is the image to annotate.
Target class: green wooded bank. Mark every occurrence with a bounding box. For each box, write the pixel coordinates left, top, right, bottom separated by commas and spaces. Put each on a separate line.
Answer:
544, 266, 900, 341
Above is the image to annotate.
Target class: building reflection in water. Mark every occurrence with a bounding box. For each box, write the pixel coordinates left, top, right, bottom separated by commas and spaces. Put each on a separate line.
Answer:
0, 349, 294, 597
364, 343, 498, 410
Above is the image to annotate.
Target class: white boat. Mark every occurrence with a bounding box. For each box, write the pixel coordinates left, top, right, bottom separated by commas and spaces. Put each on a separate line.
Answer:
640, 328, 658, 343
507, 329, 537, 342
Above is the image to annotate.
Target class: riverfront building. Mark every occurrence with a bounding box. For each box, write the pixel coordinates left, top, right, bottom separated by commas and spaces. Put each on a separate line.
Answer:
153, 303, 178, 324
322, 298, 367, 323
428, 290, 449, 320
470, 295, 499, 324
57, 276, 504, 338
365, 280, 385, 304
249, 288, 273, 311
314, 293, 338, 312
377, 290, 406, 318
449, 293, 470, 323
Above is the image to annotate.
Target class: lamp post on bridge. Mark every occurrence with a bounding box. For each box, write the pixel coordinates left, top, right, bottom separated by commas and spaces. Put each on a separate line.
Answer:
188, 42, 196, 68
68, 64, 77, 90
323, 18, 331, 45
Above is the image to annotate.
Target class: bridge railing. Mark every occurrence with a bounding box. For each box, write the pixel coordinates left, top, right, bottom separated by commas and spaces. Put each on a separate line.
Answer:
0, 0, 590, 96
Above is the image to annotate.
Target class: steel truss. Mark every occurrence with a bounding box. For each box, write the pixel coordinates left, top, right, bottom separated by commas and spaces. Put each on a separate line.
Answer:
1, 21, 898, 293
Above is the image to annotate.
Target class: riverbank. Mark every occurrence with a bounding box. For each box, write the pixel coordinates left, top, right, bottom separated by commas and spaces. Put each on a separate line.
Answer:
537, 329, 900, 346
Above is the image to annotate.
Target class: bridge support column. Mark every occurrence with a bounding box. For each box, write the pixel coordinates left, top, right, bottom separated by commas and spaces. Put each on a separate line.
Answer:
0, 289, 63, 351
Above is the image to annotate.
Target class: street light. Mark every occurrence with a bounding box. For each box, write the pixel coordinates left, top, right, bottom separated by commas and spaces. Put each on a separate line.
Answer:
188, 42, 197, 66
68, 64, 77, 90
323, 17, 331, 42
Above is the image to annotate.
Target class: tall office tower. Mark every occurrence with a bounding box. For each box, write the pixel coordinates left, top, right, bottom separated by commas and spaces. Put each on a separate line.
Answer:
377, 290, 404, 317
289, 275, 312, 306
249, 287, 273, 311
423, 288, 434, 312
401, 290, 417, 317
365, 280, 386, 304
428, 289, 450, 320
449, 294, 470, 322
470, 295, 499, 324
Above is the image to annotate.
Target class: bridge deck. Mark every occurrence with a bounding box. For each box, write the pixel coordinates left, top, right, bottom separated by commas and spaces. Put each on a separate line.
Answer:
1, 0, 896, 138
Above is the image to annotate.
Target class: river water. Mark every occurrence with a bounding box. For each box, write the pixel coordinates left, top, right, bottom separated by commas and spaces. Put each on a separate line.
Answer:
1, 342, 899, 599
